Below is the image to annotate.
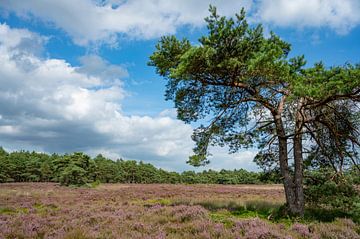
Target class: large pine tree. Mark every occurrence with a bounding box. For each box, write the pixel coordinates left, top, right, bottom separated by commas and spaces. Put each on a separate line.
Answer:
149, 6, 360, 216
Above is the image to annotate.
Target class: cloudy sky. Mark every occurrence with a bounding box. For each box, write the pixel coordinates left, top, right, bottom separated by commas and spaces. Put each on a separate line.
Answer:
0, 0, 359, 172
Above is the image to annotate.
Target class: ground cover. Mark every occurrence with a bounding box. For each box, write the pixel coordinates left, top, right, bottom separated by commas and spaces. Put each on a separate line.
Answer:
0, 183, 359, 238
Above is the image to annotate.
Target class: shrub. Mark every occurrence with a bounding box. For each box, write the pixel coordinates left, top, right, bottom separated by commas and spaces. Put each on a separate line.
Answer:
59, 164, 88, 186
304, 169, 360, 222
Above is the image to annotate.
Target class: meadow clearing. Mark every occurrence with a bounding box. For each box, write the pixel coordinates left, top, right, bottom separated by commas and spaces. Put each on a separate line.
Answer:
0, 183, 359, 239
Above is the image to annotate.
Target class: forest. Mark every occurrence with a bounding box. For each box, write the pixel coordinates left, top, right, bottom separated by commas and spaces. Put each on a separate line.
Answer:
0, 148, 274, 185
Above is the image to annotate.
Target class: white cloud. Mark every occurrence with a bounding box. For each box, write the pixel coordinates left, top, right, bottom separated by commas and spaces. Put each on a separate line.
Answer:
0, 125, 20, 135
0, 23, 259, 171
159, 108, 177, 118
0, 23, 190, 163
77, 54, 128, 83
1, 0, 359, 48
0, 0, 253, 46
205, 148, 259, 172
253, 0, 360, 34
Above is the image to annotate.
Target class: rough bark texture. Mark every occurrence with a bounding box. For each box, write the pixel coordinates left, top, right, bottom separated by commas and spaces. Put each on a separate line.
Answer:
293, 100, 305, 216
274, 106, 305, 216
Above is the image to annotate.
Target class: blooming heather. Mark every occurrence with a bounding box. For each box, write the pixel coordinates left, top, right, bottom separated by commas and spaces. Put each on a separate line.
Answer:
0, 183, 359, 238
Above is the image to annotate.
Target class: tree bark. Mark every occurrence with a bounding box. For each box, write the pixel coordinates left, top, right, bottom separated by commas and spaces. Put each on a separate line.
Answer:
293, 99, 305, 216
274, 109, 305, 216
274, 115, 295, 214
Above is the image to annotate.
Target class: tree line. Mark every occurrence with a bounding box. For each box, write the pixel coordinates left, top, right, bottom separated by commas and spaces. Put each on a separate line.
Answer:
0, 148, 279, 185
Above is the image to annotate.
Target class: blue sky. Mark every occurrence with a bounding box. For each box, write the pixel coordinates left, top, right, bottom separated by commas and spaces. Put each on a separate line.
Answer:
0, 0, 359, 172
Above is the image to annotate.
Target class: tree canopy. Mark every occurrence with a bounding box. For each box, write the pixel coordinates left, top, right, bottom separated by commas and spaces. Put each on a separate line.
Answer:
0, 148, 269, 185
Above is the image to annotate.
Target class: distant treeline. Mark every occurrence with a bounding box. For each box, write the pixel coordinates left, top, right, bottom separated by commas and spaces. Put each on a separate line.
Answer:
0, 148, 281, 186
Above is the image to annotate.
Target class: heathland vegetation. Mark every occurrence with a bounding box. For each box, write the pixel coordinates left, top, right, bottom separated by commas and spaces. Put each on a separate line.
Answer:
1, 183, 360, 238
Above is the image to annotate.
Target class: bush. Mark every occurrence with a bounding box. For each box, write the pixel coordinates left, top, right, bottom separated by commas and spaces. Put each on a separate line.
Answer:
304, 169, 360, 222
59, 164, 88, 186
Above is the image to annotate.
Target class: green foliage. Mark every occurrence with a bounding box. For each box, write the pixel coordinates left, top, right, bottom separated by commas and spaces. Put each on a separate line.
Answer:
0, 147, 272, 186
293, 63, 360, 99
0, 207, 29, 215
59, 164, 88, 186
304, 169, 360, 222
258, 170, 282, 184
0, 207, 17, 215
148, 6, 296, 166
56, 153, 95, 186
348, 166, 360, 184
180, 169, 261, 184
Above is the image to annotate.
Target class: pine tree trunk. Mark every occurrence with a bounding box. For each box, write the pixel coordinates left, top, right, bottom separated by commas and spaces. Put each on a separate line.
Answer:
293, 136, 305, 216
293, 100, 305, 216
275, 114, 305, 216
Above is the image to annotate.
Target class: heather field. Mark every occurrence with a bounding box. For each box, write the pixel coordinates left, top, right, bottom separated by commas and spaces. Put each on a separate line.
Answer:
0, 183, 359, 239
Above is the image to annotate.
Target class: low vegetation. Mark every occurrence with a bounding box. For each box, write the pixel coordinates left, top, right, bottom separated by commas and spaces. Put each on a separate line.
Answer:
1, 183, 359, 239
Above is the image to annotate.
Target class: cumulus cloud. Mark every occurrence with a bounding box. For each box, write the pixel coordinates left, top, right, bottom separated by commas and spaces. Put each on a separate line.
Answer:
253, 0, 360, 34
1, 0, 359, 47
0, 23, 191, 166
0, 23, 259, 171
0, 0, 253, 46
77, 54, 128, 84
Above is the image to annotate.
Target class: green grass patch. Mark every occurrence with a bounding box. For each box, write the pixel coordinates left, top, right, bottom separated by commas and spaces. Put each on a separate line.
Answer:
231, 209, 265, 218
85, 181, 101, 188
0, 206, 29, 215
206, 200, 283, 227
64, 229, 92, 239
196, 199, 281, 218
210, 210, 235, 228
0, 207, 16, 215
208, 200, 359, 227
206, 200, 301, 228
304, 207, 358, 223
33, 203, 59, 215
136, 198, 173, 207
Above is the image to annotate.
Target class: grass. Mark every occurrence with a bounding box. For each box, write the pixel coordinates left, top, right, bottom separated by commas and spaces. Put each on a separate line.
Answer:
143, 198, 172, 207
143, 196, 358, 225
0, 207, 17, 215
0, 206, 29, 215
171, 198, 282, 218
197, 198, 360, 227
1, 189, 355, 228
63, 229, 90, 239
33, 202, 59, 215
304, 207, 359, 223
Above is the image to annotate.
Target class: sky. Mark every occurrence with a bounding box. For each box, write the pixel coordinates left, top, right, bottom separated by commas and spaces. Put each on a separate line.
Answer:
0, 0, 359, 172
